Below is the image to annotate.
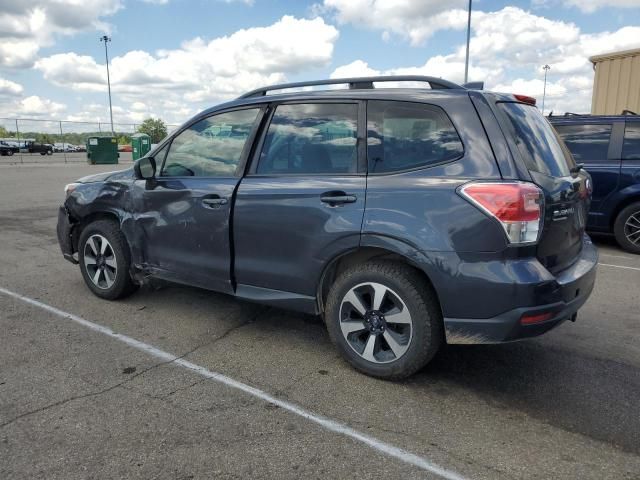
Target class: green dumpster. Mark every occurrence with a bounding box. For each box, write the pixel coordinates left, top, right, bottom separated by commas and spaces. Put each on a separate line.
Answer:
131, 133, 151, 161
86, 136, 119, 165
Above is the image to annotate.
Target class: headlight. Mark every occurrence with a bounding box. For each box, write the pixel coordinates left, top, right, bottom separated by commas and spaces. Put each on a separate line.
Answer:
64, 183, 80, 197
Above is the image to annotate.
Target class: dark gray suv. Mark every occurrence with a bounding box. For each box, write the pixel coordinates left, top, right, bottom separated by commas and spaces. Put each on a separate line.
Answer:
57, 76, 598, 379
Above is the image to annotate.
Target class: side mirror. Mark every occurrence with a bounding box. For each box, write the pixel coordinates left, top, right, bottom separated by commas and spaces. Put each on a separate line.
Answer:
134, 156, 156, 180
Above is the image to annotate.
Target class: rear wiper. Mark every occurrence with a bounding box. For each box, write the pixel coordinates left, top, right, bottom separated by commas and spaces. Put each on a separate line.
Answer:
570, 163, 584, 174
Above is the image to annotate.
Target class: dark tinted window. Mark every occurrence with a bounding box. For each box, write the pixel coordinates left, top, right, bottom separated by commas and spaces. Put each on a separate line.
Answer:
367, 101, 463, 173
498, 102, 573, 177
623, 123, 640, 160
257, 103, 358, 175
553, 124, 612, 162
162, 108, 259, 177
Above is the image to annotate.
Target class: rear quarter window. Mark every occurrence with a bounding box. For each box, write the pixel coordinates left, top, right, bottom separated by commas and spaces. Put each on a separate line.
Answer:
498, 102, 573, 177
367, 100, 463, 173
623, 123, 640, 160
553, 124, 612, 162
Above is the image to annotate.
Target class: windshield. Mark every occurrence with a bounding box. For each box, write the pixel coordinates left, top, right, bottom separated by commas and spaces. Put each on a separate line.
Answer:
498, 102, 574, 177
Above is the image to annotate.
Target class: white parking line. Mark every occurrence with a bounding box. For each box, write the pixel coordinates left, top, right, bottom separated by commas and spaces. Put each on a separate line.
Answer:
599, 252, 639, 261
0, 286, 467, 480
598, 263, 640, 272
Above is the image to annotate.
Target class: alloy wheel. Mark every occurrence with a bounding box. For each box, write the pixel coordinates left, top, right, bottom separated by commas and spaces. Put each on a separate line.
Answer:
624, 211, 640, 246
83, 234, 117, 289
339, 282, 413, 364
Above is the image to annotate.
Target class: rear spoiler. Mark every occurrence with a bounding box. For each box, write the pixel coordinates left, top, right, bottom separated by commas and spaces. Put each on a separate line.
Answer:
463, 81, 484, 90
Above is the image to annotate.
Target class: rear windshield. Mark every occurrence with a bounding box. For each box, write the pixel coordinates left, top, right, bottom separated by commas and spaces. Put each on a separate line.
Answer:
498, 102, 573, 177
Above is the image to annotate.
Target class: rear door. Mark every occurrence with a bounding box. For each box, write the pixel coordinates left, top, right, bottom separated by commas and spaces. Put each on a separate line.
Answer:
496, 102, 590, 273
233, 101, 366, 297
552, 122, 619, 226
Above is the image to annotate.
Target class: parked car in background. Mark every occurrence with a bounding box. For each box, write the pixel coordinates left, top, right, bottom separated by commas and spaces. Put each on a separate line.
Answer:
0, 140, 19, 156
57, 76, 598, 379
550, 112, 640, 253
118, 144, 133, 153
23, 140, 54, 155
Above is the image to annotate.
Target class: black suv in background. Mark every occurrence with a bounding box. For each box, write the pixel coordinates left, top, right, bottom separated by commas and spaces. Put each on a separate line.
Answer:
57, 76, 598, 379
550, 113, 640, 253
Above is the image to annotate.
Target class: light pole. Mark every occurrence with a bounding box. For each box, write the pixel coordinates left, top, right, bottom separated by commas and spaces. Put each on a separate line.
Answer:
464, 0, 472, 84
100, 35, 115, 136
542, 64, 551, 115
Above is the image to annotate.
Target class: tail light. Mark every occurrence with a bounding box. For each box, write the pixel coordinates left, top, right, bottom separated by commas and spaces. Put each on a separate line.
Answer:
521, 311, 554, 325
459, 181, 543, 244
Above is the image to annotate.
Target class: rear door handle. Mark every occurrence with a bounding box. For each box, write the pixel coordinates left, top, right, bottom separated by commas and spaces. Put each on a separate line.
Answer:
202, 197, 228, 208
320, 192, 357, 205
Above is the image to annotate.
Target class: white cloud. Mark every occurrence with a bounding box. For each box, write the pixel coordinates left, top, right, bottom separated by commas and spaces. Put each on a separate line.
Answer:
0, 0, 122, 68
330, 7, 640, 113
0, 94, 67, 118
331, 57, 497, 86
36, 16, 338, 103
321, 0, 468, 45
0, 77, 24, 96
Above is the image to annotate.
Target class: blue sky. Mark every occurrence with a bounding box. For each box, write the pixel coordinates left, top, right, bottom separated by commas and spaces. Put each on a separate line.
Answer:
0, 0, 639, 129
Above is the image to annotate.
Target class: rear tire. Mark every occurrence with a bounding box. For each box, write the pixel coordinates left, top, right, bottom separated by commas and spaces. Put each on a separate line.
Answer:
6, 150, 13, 156
325, 261, 443, 379
614, 202, 640, 254
78, 220, 138, 300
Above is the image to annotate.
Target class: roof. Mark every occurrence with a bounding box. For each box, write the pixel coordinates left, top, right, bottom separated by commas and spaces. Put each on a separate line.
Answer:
590, 48, 640, 64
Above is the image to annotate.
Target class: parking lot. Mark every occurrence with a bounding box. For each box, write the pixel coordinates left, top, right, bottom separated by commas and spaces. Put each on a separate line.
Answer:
0, 152, 134, 165
0, 162, 639, 479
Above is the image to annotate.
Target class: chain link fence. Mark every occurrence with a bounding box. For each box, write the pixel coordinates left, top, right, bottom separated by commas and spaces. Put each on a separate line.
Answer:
0, 117, 179, 164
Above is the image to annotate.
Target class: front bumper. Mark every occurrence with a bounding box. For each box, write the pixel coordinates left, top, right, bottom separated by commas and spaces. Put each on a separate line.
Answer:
444, 238, 598, 344
56, 205, 78, 264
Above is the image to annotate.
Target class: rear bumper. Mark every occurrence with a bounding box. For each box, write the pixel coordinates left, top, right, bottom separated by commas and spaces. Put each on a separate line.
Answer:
443, 237, 598, 344
57, 205, 78, 264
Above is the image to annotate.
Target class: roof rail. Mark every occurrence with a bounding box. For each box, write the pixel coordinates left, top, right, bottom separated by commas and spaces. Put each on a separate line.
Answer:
238, 75, 464, 99
622, 109, 637, 115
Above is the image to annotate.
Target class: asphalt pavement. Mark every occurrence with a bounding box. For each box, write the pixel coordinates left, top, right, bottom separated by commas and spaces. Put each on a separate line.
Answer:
0, 163, 639, 479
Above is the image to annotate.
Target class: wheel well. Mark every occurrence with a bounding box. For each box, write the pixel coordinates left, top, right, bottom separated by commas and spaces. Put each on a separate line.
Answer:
71, 211, 120, 252
317, 247, 440, 314
610, 195, 640, 230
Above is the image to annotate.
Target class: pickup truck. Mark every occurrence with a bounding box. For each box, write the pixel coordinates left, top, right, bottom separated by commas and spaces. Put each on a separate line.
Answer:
23, 141, 54, 155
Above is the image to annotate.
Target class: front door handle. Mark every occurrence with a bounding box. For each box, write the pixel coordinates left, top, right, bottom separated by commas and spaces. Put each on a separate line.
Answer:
320, 191, 357, 205
202, 197, 228, 208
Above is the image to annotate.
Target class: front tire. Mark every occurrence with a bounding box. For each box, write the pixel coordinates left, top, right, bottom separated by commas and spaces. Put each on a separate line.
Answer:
614, 202, 640, 254
78, 220, 138, 300
325, 261, 443, 379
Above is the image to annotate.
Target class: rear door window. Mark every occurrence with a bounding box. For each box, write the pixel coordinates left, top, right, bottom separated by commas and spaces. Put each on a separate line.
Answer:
498, 102, 573, 177
622, 123, 640, 160
367, 100, 463, 173
256, 103, 358, 175
553, 124, 612, 162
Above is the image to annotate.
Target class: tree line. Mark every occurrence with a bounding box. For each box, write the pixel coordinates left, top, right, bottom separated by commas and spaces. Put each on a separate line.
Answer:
0, 118, 169, 145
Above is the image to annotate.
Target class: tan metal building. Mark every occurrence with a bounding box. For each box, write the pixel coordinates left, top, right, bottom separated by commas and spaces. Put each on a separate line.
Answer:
590, 48, 640, 115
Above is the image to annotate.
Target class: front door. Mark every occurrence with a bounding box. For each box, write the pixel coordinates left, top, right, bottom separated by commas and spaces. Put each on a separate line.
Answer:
133, 107, 263, 293
233, 102, 366, 297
